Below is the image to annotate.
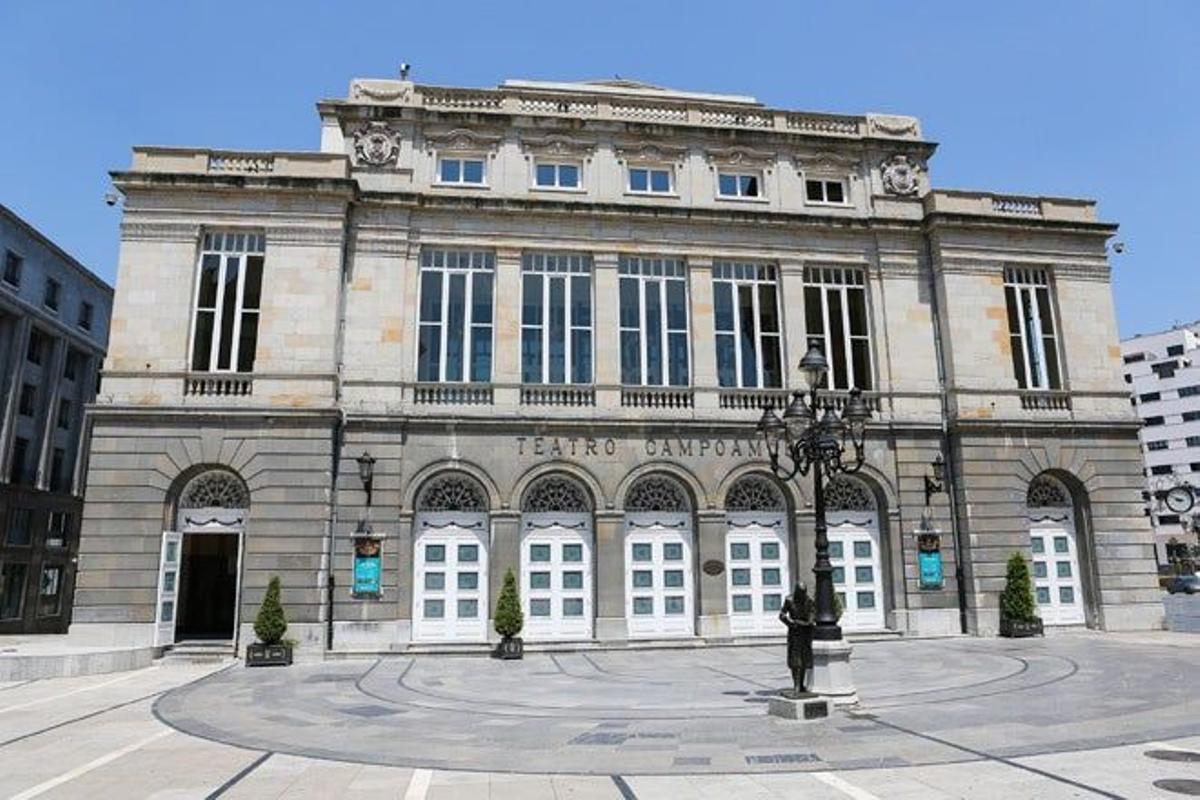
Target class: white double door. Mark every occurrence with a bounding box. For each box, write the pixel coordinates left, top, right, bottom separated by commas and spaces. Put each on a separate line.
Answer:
413, 513, 489, 643
625, 512, 695, 638
520, 513, 593, 641
1028, 515, 1085, 626
828, 511, 885, 632
726, 514, 790, 636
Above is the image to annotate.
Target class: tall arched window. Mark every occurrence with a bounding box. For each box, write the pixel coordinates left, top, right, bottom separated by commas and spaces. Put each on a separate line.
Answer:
179, 469, 250, 510
520, 474, 594, 641
624, 473, 694, 638
725, 474, 789, 636
413, 472, 489, 643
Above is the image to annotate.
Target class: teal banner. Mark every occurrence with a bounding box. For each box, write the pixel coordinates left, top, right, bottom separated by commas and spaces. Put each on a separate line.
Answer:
353, 538, 382, 596
918, 550, 943, 590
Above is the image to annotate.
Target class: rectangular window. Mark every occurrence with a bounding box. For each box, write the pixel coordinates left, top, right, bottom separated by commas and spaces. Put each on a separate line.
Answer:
46, 512, 71, 548
190, 232, 265, 373
437, 158, 486, 185
1145, 416, 1165, 427
805, 178, 847, 205
43, 278, 60, 310
57, 398, 71, 430
1185, 411, 1200, 422
1159, 514, 1180, 526
0, 563, 28, 620
618, 256, 689, 386
1152, 362, 1176, 379
1139, 392, 1161, 403
50, 448, 65, 492
18, 383, 35, 416
78, 301, 94, 331
521, 253, 592, 384
1147, 440, 1168, 451
804, 266, 873, 390
10, 437, 29, 485
417, 249, 494, 383
26, 329, 43, 365
628, 167, 673, 194
1123, 353, 1145, 364
63, 350, 79, 382
3, 250, 21, 287
1003, 267, 1062, 390
1179, 385, 1200, 398
534, 162, 580, 189
712, 261, 783, 388
38, 565, 63, 617
1188, 436, 1200, 448
1168, 344, 1185, 357
6, 508, 33, 546
1150, 465, 1173, 476
717, 172, 761, 198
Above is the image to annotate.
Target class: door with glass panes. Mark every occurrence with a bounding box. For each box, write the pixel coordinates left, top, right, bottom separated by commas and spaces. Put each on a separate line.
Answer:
625, 513, 694, 638
521, 514, 593, 641
412, 514, 489, 642
726, 514, 789, 636
828, 513, 885, 632
1028, 518, 1084, 626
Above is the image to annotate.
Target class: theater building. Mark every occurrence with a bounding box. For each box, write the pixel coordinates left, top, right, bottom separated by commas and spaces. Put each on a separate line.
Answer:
70, 75, 1161, 654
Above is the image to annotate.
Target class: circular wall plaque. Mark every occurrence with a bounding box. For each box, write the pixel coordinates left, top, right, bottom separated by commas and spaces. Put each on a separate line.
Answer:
702, 559, 725, 576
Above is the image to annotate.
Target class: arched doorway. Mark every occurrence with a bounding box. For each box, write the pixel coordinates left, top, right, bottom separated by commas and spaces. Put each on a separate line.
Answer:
412, 473, 489, 643
1026, 474, 1085, 626
624, 474, 694, 638
826, 475, 884, 632
724, 475, 790, 636
520, 475, 594, 641
156, 469, 248, 647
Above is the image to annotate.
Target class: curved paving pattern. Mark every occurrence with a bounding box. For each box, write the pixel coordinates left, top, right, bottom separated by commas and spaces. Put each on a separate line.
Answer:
154, 632, 1200, 775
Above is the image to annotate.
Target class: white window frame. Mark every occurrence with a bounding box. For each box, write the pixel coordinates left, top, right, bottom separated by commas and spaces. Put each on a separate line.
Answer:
435, 156, 488, 187
627, 165, 675, 195
520, 253, 592, 385
416, 249, 495, 384
803, 266, 874, 391
712, 261, 784, 389
1003, 266, 1063, 390
618, 256, 691, 387
716, 170, 764, 199
532, 160, 583, 191
189, 232, 265, 374
804, 176, 849, 206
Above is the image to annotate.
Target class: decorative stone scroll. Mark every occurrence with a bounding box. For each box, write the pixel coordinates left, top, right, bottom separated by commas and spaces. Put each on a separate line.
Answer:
825, 476, 875, 512
625, 476, 691, 512
179, 470, 250, 510
522, 476, 592, 513
726, 475, 786, 512
1027, 475, 1071, 508
417, 475, 487, 512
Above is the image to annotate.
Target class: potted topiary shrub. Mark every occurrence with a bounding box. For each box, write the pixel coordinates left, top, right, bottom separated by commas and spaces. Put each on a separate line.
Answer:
999, 552, 1044, 638
493, 567, 524, 660
246, 575, 293, 666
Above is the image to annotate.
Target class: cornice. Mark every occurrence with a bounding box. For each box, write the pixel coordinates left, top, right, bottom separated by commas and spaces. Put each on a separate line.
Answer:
120, 220, 201, 243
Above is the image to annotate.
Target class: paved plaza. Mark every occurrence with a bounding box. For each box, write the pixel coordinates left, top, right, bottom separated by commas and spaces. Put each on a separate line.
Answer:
0, 631, 1199, 797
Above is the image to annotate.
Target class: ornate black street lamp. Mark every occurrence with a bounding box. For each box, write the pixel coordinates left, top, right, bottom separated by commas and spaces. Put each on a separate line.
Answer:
356, 451, 376, 507
757, 345, 872, 641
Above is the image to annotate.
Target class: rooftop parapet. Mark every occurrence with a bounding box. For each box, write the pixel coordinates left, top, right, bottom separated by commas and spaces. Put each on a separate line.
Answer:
333, 78, 925, 142
924, 189, 1100, 224
128, 146, 349, 179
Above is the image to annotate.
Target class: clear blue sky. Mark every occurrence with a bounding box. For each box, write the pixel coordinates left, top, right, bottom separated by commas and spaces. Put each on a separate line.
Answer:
1, 1, 1196, 336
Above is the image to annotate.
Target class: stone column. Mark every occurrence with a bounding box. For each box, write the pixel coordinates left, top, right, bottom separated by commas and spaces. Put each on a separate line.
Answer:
394, 512, 414, 645
0, 317, 32, 479
696, 510, 730, 638
492, 248, 522, 407
488, 511, 521, 642
594, 510, 627, 640
593, 252, 620, 407
36, 336, 68, 491
778, 260, 806, 388
688, 257, 717, 410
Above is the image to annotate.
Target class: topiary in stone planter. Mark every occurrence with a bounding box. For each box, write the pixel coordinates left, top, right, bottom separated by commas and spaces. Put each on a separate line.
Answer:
492, 568, 524, 660
247, 576, 293, 666
999, 552, 1043, 638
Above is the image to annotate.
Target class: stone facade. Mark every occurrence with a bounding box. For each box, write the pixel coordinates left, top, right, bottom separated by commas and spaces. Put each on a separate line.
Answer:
71, 76, 1160, 653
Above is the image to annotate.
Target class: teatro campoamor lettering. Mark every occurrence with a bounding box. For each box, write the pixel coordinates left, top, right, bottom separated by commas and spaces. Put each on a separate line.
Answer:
515, 436, 763, 459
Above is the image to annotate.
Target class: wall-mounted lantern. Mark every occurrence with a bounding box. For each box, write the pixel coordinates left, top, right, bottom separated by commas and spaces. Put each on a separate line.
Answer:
356, 451, 376, 507
924, 453, 946, 507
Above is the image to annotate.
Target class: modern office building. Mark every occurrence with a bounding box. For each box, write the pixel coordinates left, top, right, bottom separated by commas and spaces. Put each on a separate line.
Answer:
1, 203, 111, 633
1122, 322, 1200, 562
70, 74, 1160, 655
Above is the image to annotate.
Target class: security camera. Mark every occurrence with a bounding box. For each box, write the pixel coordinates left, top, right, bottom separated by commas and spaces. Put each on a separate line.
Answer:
104, 192, 119, 206
399, 63, 411, 80
1111, 241, 1125, 254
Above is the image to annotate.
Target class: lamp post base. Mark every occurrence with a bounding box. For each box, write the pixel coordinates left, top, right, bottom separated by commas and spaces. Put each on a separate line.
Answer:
809, 639, 858, 706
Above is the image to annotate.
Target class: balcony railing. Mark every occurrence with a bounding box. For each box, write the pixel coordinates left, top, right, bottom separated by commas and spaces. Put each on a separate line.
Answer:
815, 390, 883, 414
183, 374, 253, 397
413, 383, 494, 406
621, 387, 695, 409
520, 385, 596, 407
718, 388, 790, 410
1020, 390, 1072, 411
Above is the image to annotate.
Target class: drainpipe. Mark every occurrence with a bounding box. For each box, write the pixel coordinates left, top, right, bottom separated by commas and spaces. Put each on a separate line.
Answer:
925, 249, 970, 635
324, 201, 353, 653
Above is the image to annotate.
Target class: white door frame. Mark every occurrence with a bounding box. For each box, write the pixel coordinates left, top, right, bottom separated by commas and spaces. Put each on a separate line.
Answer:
159, 505, 247, 648
154, 531, 183, 648
1028, 511, 1085, 626
725, 512, 790, 636
412, 512, 489, 643
827, 509, 885, 632
624, 511, 695, 639
520, 512, 593, 641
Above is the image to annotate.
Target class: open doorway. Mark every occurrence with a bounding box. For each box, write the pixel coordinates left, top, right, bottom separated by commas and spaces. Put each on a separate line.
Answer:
176, 533, 239, 640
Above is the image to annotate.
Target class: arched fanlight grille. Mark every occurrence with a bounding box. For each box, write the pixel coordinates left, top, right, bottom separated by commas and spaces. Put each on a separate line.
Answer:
1027, 474, 1071, 508
825, 476, 875, 512
417, 474, 487, 512
179, 470, 249, 509
726, 475, 786, 511
625, 475, 691, 512
522, 475, 592, 513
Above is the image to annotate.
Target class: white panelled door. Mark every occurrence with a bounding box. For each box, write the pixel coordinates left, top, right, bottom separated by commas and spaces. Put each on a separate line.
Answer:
154, 531, 183, 647
521, 513, 593, 641
1029, 517, 1085, 626
726, 513, 789, 636
625, 512, 694, 638
828, 512, 885, 632
413, 513, 489, 643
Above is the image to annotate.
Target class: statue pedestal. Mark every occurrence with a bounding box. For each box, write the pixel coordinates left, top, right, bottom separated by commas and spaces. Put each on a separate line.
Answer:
767, 691, 830, 722
809, 638, 858, 706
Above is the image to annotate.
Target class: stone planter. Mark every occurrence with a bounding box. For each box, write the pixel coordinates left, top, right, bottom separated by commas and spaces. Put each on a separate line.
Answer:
246, 643, 293, 667
493, 636, 523, 660
999, 617, 1044, 638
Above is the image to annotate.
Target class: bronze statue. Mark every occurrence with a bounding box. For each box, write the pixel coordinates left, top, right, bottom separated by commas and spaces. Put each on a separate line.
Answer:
779, 582, 815, 696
